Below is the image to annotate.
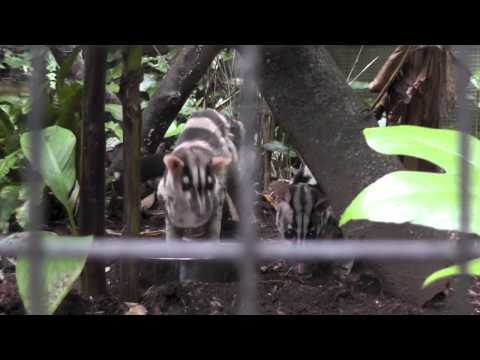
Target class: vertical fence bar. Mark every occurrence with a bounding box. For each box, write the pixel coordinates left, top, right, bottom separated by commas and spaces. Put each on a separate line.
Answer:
237, 45, 260, 315
27, 46, 48, 315
454, 44, 474, 315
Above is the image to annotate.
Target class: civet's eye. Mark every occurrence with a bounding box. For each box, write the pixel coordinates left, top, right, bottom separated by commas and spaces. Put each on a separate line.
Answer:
284, 229, 296, 240
182, 176, 191, 191
306, 230, 316, 240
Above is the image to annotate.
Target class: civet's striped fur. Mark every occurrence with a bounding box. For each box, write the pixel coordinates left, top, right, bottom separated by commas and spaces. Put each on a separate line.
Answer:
158, 109, 244, 241
270, 164, 337, 243
268, 164, 352, 275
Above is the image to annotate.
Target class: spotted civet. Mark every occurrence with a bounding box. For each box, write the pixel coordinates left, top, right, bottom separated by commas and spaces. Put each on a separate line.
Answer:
158, 109, 244, 242
267, 164, 353, 276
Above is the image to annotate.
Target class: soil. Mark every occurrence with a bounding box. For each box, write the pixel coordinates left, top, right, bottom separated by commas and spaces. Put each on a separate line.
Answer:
2, 197, 480, 315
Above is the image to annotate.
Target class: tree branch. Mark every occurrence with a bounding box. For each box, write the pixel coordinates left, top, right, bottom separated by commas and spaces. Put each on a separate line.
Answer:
141, 45, 224, 154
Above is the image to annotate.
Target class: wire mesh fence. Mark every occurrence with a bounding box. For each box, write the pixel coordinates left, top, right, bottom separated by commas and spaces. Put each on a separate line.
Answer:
0, 45, 477, 315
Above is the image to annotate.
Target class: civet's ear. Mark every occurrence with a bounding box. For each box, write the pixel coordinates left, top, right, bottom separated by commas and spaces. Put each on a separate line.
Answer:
163, 154, 184, 175
211, 156, 232, 174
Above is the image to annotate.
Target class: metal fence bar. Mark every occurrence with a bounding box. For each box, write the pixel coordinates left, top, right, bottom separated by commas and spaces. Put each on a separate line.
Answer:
2, 239, 479, 261
26, 46, 47, 315
237, 45, 260, 315
455, 45, 475, 314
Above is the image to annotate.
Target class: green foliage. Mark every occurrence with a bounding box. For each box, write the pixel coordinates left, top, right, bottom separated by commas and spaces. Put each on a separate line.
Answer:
142, 55, 170, 74
55, 82, 83, 134
56, 47, 82, 90
340, 126, 480, 232
164, 120, 186, 138
2, 50, 32, 73
105, 121, 123, 141
140, 73, 158, 98
339, 125, 480, 288
423, 258, 480, 288
105, 104, 123, 121
20, 126, 79, 234
15, 233, 94, 315
0, 185, 22, 233
0, 149, 23, 180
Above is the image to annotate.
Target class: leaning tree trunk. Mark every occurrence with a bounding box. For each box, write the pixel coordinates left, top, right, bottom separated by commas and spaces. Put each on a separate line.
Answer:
141, 45, 223, 154
253, 46, 452, 306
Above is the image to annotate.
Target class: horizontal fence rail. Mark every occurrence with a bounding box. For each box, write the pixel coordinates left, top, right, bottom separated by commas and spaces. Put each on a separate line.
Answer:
1, 238, 479, 261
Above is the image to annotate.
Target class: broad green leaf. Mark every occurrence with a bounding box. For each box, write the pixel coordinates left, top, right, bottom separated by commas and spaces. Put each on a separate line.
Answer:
106, 104, 123, 121
16, 234, 94, 315
423, 258, 480, 288
0, 185, 22, 233
20, 126, 77, 233
164, 120, 186, 138
339, 171, 480, 235
364, 126, 480, 176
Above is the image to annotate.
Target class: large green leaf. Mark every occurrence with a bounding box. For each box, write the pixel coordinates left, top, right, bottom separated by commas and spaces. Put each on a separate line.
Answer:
340, 126, 480, 236
16, 233, 94, 315
20, 126, 78, 232
364, 126, 480, 176
340, 125, 480, 288
423, 258, 480, 288
339, 171, 480, 234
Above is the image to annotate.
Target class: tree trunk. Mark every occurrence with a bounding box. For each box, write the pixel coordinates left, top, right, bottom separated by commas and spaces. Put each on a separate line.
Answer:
254, 46, 452, 306
79, 46, 107, 296
141, 45, 223, 154
118, 46, 143, 301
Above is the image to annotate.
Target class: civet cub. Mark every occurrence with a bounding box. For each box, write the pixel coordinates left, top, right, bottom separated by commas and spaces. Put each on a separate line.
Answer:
158, 109, 244, 242
267, 164, 353, 276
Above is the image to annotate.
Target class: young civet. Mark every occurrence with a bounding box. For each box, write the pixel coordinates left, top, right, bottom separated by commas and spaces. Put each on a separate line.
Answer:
266, 164, 353, 276
157, 109, 244, 242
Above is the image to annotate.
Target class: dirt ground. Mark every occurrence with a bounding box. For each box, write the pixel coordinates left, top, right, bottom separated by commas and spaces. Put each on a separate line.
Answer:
2, 198, 480, 315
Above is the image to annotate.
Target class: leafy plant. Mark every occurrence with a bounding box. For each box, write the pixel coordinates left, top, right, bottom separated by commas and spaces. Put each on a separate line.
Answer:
105, 104, 123, 121
11, 232, 94, 315
164, 119, 186, 138
20, 126, 79, 234
339, 125, 480, 287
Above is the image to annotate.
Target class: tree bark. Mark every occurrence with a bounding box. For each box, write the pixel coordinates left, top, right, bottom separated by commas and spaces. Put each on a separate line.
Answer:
141, 45, 223, 154
118, 46, 143, 301
254, 46, 452, 306
79, 46, 107, 296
